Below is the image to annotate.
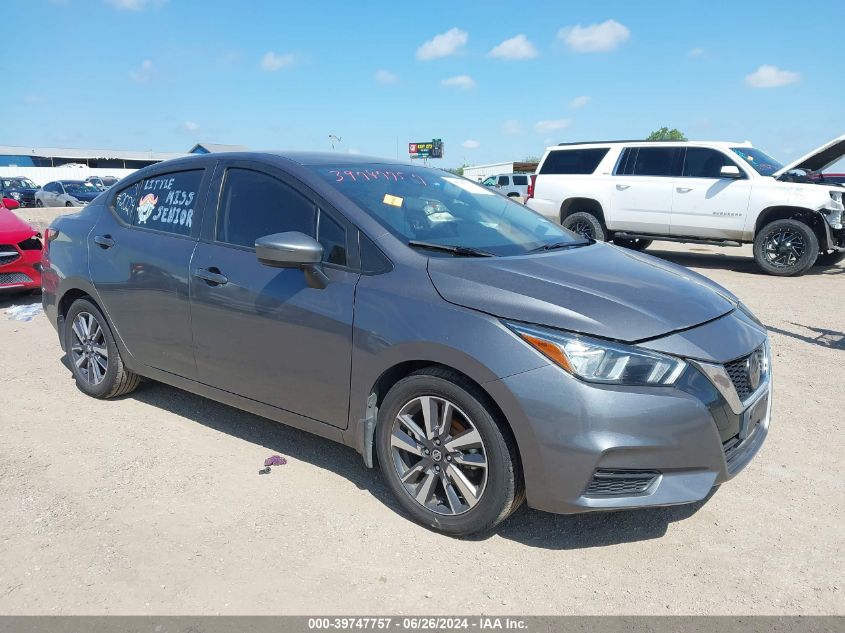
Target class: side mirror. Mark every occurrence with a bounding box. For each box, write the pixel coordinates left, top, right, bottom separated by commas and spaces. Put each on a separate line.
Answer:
720, 165, 742, 179
2, 197, 20, 210
255, 231, 329, 289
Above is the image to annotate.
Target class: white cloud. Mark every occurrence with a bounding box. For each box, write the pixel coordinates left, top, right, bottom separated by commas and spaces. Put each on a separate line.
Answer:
688, 47, 705, 58
374, 69, 399, 85
558, 19, 630, 53
417, 27, 468, 61
462, 140, 481, 149
261, 51, 296, 72
502, 119, 522, 135
441, 75, 475, 90
569, 95, 591, 109
535, 118, 572, 133
180, 121, 200, 133
745, 65, 800, 88
105, 0, 167, 9
488, 34, 538, 60
129, 59, 154, 83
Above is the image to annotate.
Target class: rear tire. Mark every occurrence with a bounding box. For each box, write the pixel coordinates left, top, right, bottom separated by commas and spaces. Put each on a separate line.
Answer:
375, 368, 523, 536
613, 237, 653, 251
63, 298, 141, 399
562, 211, 606, 241
815, 250, 845, 267
753, 219, 818, 276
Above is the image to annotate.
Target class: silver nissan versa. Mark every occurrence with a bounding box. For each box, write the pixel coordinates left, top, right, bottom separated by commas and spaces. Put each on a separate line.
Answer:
42, 152, 772, 535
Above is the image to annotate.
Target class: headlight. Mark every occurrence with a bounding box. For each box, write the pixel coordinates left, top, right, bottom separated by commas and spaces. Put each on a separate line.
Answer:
10, 192, 21, 200
830, 190, 843, 208
507, 322, 687, 386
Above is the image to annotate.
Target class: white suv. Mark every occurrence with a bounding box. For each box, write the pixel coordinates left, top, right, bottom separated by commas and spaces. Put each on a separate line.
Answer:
526, 136, 845, 276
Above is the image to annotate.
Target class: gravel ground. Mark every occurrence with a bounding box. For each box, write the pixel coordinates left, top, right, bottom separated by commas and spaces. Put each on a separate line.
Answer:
0, 242, 842, 615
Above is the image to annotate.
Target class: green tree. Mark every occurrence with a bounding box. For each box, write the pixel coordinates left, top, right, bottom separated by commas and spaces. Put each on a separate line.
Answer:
646, 127, 687, 141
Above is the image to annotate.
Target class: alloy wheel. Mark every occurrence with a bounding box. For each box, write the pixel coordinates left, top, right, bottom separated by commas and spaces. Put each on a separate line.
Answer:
763, 229, 805, 268
70, 311, 109, 385
389, 395, 488, 516
569, 221, 594, 239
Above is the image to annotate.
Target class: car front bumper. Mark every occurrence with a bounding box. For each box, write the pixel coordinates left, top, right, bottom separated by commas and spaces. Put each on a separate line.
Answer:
486, 350, 771, 515
0, 248, 42, 291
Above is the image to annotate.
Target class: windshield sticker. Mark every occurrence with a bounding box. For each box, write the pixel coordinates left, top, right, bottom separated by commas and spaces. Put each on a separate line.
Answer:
383, 194, 403, 207
134, 171, 203, 233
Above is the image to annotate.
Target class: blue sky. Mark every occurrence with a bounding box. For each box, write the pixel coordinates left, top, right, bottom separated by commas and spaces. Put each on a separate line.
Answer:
3, 0, 844, 167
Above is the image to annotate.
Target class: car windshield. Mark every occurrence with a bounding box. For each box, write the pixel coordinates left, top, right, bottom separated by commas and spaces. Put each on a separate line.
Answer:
63, 182, 98, 194
731, 147, 784, 176
13, 179, 37, 188
313, 164, 585, 256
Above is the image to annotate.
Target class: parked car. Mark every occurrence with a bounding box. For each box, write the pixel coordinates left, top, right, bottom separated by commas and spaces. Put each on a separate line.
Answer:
42, 152, 771, 535
481, 173, 530, 198
526, 135, 845, 275
0, 177, 40, 208
85, 175, 119, 190
1, 197, 42, 293
35, 180, 101, 207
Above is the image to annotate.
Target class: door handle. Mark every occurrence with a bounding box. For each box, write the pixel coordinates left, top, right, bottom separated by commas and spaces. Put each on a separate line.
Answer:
193, 267, 228, 286
93, 234, 115, 249
615, 184, 630, 190
676, 187, 693, 193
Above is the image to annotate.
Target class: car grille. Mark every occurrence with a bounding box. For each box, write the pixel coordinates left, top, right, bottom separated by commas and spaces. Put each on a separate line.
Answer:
584, 469, 660, 497
0, 272, 32, 285
722, 422, 762, 475
0, 245, 20, 266
724, 345, 766, 401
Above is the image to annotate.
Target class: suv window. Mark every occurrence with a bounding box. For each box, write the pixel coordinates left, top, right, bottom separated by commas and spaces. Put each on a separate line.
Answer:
133, 170, 204, 237
497, 176, 510, 186
216, 168, 316, 249
540, 148, 609, 175
112, 182, 140, 223
512, 175, 528, 185
682, 148, 739, 179
618, 147, 682, 177
482, 177, 496, 186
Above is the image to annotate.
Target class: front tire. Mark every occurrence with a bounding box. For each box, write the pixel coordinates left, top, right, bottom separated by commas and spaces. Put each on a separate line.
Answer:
35, 199, 43, 208
65, 201, 73, 207
63, 298, 141, 399
753, 219, 819, 276
375, 368, 523, 536
562, 211, 606, 241
613, 237, 653, 251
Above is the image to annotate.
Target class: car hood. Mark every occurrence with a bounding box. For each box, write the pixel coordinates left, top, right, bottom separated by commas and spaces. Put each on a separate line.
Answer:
0, 208, 39, 241
68, 191, 99, 201
774, 133, 845, 178
6, 187, 38, 195
427, 242, 735, 343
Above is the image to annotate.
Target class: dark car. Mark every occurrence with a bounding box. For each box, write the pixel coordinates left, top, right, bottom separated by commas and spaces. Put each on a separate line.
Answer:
0, 177, 40, 208
41, 152, 771, 535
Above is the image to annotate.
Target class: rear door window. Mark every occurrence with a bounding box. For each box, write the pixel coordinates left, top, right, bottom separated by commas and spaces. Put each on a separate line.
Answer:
512, 175, 528, 185
627, 147, 682, 177
497, 176, 510, 186
540, 148, 609, 175
112, 182, 140, 223
132, 170, 204, 237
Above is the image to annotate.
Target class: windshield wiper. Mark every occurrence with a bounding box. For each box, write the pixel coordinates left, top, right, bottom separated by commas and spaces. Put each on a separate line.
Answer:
407, 240, 496, 257
528, 240, 591, 253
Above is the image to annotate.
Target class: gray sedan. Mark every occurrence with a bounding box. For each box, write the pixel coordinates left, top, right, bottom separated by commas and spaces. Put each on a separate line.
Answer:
41, 151, 771, 535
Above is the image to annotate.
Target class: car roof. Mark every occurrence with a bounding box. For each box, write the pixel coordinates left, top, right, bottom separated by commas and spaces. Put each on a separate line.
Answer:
57, 179, 87, 184
548, 140, 750, 151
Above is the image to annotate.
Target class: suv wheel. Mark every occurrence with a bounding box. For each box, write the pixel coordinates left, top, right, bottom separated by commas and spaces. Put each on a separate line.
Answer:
753, 219, 819, 276
63, 298, 141, 398
563, 211, 606, 241
35, 199, 43, 207
375, 368, 523, 536
815, 250, 845, 267
614, 237, 652, 251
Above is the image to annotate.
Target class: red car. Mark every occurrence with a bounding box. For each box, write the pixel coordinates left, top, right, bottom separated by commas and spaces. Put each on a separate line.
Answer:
0, 197, 42, 293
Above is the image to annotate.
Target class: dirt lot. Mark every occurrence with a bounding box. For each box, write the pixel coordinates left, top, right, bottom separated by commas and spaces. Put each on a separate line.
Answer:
0, 241, 842, 615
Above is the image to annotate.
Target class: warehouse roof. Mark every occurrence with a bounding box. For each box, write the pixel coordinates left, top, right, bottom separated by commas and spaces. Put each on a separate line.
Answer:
0, 144, 186, 161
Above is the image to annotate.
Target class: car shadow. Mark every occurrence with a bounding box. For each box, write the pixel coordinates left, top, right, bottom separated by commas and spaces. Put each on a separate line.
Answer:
76, 372, 715, 550
766, 322, 845, 350
647, 248, 844, 276
0, 291, 41, 310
